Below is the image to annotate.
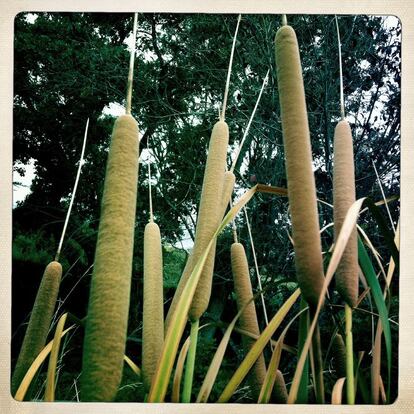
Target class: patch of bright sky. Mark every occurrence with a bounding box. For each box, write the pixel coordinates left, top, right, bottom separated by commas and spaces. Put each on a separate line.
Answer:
13, 159, 36, 207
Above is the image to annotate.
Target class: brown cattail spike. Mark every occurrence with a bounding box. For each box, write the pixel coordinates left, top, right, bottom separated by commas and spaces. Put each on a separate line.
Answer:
11, 261, 62, 396
81, 114, 139, 401
231, 242, 267, 397
142, 221, 164, 392
165, 121, 229, 327
332, 333, 347, 378
333, 120, 358, 308
275, 25, 324, 309
272, 370, 288, 403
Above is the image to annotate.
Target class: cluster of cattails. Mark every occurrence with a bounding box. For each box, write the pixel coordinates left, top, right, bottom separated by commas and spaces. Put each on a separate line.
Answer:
12, 11, 376, 405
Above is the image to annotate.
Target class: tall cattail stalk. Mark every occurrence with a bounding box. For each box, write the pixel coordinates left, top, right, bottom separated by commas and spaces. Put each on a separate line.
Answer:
165, 15, 241, 330
11, 261, 62, 396
81, 13, 139, 401
12, 119, 89, 397
333, 15, 357, 404
274, 21, 324, 310
230, 69, 269, 174
142, 151, 164, 392
275, 18, 325, 403
175, 15, 241, 401
55, 118, 89, 262
231, 241, 267, 398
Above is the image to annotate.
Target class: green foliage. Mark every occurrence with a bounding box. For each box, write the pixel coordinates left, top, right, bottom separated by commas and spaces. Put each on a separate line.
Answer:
163, 246, 188, 289
13, 230, 56, 266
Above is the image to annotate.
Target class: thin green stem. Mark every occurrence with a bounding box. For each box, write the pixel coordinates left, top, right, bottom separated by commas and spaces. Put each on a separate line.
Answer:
230, 69, 269, 173
182, 319, 199, 402
297, 298, 309, 403
148, 141, 154, 223
220, 14, 241, 122
282, 15, 287, 26
55, 118, 89, 262
345, 303, 355, 404
125, 13, 138, 115
335, 15, 345, 119
243, 207, 269, 329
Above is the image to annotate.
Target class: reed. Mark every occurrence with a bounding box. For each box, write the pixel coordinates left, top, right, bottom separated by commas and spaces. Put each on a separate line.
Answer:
142, 221, 164, 392
333, 120, 358, 308
231, 242, 267, 396
81, 114, 139, 401
11, 261, 62, 396
274, 23, 324, 309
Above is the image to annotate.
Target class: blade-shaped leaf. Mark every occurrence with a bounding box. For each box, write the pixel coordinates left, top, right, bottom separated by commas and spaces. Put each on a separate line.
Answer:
172, 337, 190, 402
332, 377, 346, 404
358, 237, 392, 401
14, 325, 75, 401
45, 312, 68, 401
123, 355, 141, 379
258, 307, 306, 403
217, 288, 301, 402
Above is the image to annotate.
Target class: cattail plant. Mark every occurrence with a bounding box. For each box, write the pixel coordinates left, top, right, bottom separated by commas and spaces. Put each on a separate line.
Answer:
165, 15, 242, 330
275, 15, 325, 403
11, 118, 89, 397
273, 370, 288, 403
332, 16, 357, 404
333, 119, 358, 307
332, 333, 347, 379
332, 16, 358, 308
11, 261, 62, 396
167, 15, 241, 403
142, 152, 164, 392
81, 13, 140, 401
231, 242, 267, 397
274, 18, 324, 310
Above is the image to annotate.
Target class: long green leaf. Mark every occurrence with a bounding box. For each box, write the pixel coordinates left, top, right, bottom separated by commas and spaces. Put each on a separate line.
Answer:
172, 337, 190, 402
217, 288, 301, 402
196, 292, 263, 402
45, 312, 68, 401
358, 237, 392, 401
14, 325, 75, 401
258, 307, 306, 403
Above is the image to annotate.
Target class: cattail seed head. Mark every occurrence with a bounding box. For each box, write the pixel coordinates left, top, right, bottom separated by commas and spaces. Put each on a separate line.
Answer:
165, 121, 229, 327
188, 121, 229, 321
272, 370, 288, 403
332, 333, 347, 378
333, 120, 358, 308
11, 261, 62, 396
231, 242, 266, 396
142, 221, 164, 392
275, 25, 324, 309
81, 114, 139, 401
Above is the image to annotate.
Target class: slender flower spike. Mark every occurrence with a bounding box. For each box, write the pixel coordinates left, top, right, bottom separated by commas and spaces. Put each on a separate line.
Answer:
275, 24, 324, 309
